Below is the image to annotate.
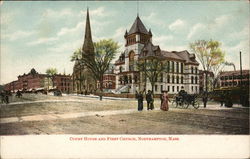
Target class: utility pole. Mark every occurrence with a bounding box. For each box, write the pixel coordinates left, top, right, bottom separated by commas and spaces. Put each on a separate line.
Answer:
240, 51, 243, 87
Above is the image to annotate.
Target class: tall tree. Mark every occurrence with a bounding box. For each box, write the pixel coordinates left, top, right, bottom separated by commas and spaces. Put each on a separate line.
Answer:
81, 39, 119, 92
190, 40, 225, 92
46, 68, 58, 88
70, 48, 82, 62
137, 57, 167, 94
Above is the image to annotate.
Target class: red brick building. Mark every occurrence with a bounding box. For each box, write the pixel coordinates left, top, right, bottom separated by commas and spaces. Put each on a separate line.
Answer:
219, 70, 249, 87
4, 68, 72, 93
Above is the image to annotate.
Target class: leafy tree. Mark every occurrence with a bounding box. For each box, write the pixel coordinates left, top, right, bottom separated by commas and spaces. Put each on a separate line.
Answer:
190, 40, 225, 91
70, 48, 82, 62
46, 68, 58, 88
81, 39, 119, 92
137, 57, 167, 94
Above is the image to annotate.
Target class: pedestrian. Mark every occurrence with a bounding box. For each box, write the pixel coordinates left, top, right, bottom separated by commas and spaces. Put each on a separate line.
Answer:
4, 91, 9, 104
203, 91, 208, 108
146, 90, 154, 110
84, 90, 87, 96
220, 91, 225, 107
136, 91, 144, 111
160, 91, 170, 111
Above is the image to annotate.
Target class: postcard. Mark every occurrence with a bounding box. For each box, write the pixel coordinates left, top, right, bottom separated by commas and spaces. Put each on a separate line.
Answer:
0, 1, 249, 158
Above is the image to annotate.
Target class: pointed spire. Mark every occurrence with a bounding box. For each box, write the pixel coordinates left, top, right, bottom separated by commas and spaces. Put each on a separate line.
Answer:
82, 7, 94, 56
149, 29, 152, 36
127, 16, 150, 35
124, 30, 128, 38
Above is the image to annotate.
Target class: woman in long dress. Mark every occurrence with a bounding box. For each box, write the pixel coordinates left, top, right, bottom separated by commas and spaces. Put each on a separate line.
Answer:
161, 91, 170, 111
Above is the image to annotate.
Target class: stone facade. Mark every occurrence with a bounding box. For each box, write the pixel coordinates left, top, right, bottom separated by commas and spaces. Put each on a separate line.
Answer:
114, 16, 199, 94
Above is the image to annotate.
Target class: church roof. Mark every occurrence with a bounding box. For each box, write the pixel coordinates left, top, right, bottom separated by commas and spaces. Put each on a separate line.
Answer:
82, 8, 94, 55
128, 16, 150, 35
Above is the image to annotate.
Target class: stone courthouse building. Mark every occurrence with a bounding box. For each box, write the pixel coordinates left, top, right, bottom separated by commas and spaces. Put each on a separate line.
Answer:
114, 16, 200, 94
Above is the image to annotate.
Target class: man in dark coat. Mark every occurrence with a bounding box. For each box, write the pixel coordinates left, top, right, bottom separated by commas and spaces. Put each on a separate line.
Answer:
220, 91, 225, 107
203, 91, 208, 108
136, 91, 144, 111
146, 90, 154, 110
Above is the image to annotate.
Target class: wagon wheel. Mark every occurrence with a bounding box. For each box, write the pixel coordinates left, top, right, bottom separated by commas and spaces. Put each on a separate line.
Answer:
193, 101, 200, 109
184, 101, 189, 109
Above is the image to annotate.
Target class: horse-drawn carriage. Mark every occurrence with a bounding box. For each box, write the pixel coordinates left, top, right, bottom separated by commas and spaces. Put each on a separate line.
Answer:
172, 91, 200, 109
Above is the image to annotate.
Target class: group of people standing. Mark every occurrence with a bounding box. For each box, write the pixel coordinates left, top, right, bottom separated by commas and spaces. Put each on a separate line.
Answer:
135, 90, 170, 111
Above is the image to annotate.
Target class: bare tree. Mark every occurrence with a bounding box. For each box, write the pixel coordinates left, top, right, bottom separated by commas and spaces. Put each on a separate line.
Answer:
190, 40, 225, 92
137, 57, 167, 94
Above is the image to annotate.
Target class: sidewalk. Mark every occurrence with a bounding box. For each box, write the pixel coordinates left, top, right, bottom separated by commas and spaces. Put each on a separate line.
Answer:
0, 108, 139, 124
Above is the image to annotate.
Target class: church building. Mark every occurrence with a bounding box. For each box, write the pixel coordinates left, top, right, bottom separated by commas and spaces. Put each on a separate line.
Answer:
72, 8, 96, 94
114, 16, 199, 94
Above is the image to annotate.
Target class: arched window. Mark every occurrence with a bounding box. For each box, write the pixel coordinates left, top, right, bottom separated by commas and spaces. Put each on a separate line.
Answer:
167, 75, 170, 83
160, 73, 163, 82
119, 66, 123, 73
172, 76, 175, 83
181, 63, 184, 73
129, 51, 135, 71
181, 76, 184, 84
195, 67, 198, 74
191, 67, 194, 74
195, 76, 198, 84
191, 76, 194, 84
124, 75, 128, 84
134, 75, 138, 83
177, 76, 179, 84
167, 61, 170, 72
176, 62, 179, 73
172, 61, 175, 72
129, 76, 132, 83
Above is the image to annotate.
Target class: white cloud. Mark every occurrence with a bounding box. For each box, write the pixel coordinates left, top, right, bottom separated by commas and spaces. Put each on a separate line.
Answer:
48, 39, 82, 54
80, 7, 109, 17
42, 8, 73, 18
169, 19, 186, 31
3, 30, 36, 41
222, 40, 249, 70
187, 23, 206, 39
154, 35, 173, 43
57, 22, 84, 37
228, 25, 249, 40
112, 27, 126, 40
142, 12, 165, 27
0, 12, 14, 26
213, 15, 230, 28
27, 37, 58, 46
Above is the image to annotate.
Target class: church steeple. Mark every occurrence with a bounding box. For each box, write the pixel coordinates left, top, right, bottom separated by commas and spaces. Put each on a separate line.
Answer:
82, 8, 94, 56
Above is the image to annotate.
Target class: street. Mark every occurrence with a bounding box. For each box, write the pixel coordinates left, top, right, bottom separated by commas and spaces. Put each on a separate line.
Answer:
0, 93, 249, 135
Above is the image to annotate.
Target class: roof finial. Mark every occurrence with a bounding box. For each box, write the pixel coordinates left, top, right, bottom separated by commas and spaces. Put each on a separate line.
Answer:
137, 0, 139, 17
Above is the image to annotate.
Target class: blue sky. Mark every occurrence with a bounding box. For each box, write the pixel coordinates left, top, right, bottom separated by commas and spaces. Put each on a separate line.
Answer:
0, 1, 249, 84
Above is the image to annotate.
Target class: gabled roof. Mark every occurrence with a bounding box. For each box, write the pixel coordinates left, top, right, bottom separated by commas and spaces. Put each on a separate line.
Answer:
139, 41, 162, 59
161, 50, 199, 65
161, 51, 184, 61
174, 50, 199, 65
128, 16, 150, 35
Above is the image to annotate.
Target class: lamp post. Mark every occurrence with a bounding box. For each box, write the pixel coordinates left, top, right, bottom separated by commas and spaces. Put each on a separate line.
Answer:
240, 51, 243, 87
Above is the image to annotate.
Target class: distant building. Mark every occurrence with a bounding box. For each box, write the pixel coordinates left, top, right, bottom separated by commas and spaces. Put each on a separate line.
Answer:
199, 70, 214, 92
219, 70, 249, 88
96, 65, 116, 91
114, 16, 199, 94
4, 68, 72, 93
